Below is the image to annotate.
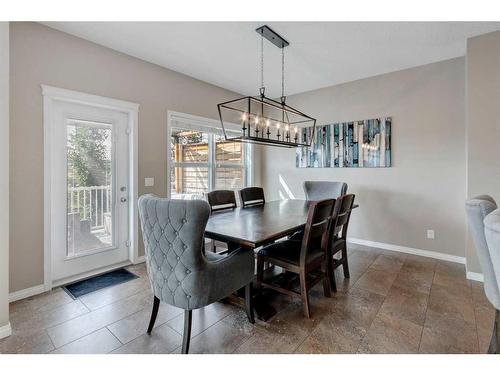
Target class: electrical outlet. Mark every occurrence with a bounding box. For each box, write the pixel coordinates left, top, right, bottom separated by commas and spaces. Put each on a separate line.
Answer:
427, 229, 435, 240
144, 177, 155, 187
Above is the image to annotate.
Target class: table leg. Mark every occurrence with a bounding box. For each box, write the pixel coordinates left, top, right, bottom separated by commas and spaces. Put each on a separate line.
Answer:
253, 288, 277, 321
219, 242, 278, 322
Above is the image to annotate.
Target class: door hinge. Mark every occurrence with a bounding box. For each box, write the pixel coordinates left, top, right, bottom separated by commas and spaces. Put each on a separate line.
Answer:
125, 240, 131, 247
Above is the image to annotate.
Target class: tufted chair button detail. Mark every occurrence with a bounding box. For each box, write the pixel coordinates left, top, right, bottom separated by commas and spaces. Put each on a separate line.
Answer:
176, 256, 180, 260
182, 219, 187, 223
186, 295, 191, 299
186, 270, 190, 274
174, 231, 178, 235
178, 281, 181, 286
183, 245, 187, 249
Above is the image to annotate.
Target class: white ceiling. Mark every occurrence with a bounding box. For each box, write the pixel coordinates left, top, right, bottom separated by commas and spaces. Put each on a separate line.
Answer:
42, 22, 500, 97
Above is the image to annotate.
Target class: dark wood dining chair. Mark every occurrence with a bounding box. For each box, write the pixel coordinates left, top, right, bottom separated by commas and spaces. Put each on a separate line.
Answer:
256, 199, 335, 318
207, 190, 237, 213
206, 190, 238, 252
328, 194, 355, 292
239, 187, 265, 208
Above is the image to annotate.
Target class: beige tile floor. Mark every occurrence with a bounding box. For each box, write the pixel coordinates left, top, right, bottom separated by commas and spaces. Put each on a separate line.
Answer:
0, 244, 495, 354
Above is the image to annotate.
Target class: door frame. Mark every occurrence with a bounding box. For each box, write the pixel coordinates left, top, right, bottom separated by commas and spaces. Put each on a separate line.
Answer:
42, 85, 140, 291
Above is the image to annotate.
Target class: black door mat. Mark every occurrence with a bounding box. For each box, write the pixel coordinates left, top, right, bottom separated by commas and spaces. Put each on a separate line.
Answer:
62, 268, 139, 299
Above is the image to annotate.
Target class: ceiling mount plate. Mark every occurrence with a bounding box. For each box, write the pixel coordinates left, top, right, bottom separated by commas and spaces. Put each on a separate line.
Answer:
256, 25, 289, 48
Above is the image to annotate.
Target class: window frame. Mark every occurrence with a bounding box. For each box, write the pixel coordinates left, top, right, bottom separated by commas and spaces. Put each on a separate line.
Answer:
167, 111, 252, 198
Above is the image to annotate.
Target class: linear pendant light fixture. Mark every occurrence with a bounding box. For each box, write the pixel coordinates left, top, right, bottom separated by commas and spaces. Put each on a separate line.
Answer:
217, 25, 317, 148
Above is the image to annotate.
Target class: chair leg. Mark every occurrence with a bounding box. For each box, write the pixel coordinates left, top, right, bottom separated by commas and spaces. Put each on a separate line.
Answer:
256, 257, 265, 287
488, 328, 496, 354
489, 309, 500, 354
299, 271, 311, 318
181, 310, 192, 354
245, 282, 255, 324
342, 244, 350, 278
322, 263, 331, 298
496, 310, 500, 354
147, 296, 160, 335
328, 257, 337, 293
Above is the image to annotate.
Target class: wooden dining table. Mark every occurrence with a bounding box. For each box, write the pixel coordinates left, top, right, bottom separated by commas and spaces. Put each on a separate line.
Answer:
204, 199, 359, 320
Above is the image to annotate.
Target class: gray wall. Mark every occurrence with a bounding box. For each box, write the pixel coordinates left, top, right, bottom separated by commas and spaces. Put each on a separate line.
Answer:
261, 58, 466, 258
0, 22, 10, 334
9, 22, 253, 293
466, 30, 500, 273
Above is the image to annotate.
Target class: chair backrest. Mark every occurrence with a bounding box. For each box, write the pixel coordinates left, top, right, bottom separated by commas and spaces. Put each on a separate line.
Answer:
485, 209, 500, 309
207, 190, 237, 213
466, 195, 500, 309
300, 199, 336, 265
138, 194, 210, 309
239, 187, 265, 208
303, 181, 348, 201
332, 194, 356, 239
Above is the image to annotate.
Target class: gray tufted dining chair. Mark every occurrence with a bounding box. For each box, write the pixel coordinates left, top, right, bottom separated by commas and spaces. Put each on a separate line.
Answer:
466, 195, 500, 353
303, 181, 348, 201
484, 206, 500, 354
138, 194, 255, 354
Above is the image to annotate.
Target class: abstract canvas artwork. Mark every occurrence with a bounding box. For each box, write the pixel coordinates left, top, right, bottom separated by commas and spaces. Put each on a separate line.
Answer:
296, 117, 391, 168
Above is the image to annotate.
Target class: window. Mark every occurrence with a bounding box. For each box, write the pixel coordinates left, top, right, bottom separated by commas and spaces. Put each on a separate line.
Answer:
215, 134, 245, 190
66, 120, 114, 256
170, 129, 210, 200
169, 116, 251, 200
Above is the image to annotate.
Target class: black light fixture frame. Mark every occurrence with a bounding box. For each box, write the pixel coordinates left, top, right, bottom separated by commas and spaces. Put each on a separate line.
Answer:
217, 25, 317, 148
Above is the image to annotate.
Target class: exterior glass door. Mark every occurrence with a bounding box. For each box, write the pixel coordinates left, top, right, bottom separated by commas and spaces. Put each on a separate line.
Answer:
50, 101, 130, 283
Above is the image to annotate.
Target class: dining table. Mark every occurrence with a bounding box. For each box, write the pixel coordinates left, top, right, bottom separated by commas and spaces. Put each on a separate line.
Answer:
204, 199, 359, 320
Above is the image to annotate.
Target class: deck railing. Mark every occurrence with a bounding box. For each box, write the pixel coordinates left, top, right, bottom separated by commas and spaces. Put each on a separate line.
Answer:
68, 185, 112, 231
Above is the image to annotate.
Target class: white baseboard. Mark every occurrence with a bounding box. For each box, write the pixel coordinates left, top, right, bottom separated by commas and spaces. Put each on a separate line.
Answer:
0, 322, 12, 339
9, 284, 46, 303
133, 255, 145, 264
348, 238, 466, 264
466, 271, 484, 282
